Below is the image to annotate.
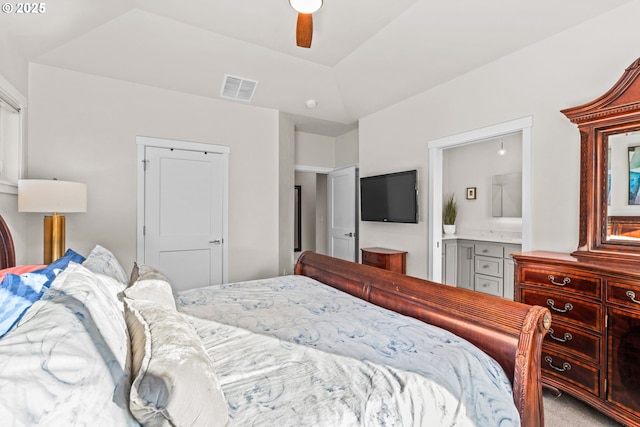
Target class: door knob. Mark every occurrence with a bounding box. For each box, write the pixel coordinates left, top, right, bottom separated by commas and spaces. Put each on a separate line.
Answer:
209, 239, 222, 245
344, 232, 355, 237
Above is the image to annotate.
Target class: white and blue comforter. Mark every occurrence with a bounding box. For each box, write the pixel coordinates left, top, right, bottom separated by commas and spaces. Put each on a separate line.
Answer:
177, 275, 520, 426
0, 253, 520, 426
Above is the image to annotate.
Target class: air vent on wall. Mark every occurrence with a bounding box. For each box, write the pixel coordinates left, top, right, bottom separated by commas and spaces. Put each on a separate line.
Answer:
220, 74, 258, 102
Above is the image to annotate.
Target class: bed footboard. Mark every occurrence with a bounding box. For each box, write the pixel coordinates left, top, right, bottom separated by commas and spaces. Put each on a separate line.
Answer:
295, 251, 550, 427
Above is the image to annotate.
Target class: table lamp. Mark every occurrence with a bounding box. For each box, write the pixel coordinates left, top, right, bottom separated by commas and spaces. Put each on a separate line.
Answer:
18, 179, 87, 264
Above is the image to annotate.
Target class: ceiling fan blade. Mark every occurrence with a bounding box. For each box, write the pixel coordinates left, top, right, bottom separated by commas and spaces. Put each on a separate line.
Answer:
296, 13, 313, 48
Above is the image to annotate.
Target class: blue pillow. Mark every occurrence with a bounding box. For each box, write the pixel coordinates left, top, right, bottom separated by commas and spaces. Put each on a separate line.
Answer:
0, 248, 86, 339
39, 248, 86, 284
0, 271, 49, 338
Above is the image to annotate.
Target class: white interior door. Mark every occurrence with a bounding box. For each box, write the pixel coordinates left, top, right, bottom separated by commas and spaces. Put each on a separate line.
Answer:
141, 142, 227, 291
328, 166, 358, 261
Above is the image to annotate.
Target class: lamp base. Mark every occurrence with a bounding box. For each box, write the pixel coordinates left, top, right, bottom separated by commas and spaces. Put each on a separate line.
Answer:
44, 214, 65, 264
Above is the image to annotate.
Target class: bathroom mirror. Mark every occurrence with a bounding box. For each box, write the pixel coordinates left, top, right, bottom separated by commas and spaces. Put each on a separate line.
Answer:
491, 173, 522, 218
562, 57, 640, 264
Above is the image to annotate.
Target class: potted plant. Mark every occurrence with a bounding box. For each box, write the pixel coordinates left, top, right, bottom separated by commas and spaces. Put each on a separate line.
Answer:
443, 193, 457, 234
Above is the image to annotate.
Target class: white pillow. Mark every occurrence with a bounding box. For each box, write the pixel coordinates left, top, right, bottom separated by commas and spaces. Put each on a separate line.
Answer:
0, 262, 137, 426
124, 298, 229, 427
124, 263, 176, 310
82, 244, 129, 284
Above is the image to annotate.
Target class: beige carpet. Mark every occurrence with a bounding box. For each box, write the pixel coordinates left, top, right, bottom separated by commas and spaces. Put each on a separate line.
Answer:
543, 389, 624, 427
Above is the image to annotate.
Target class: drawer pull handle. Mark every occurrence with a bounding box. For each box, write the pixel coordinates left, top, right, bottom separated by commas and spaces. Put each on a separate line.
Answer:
547, 299, 573, 313
545, 356, 571, 372
548, 275, 571, 287
626, 290, 640, 304
482, 264, 489, 269
548, 328, 573, 343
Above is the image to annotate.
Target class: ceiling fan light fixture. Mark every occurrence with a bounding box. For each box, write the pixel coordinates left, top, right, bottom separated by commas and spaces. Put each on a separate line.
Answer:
289, 0, 322, 14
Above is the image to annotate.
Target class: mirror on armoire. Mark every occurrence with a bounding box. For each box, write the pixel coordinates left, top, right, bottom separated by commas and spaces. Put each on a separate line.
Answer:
562, 57, 640, 264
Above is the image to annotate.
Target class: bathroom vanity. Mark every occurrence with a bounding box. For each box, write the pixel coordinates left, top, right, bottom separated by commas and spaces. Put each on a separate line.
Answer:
442, 235, 521, 300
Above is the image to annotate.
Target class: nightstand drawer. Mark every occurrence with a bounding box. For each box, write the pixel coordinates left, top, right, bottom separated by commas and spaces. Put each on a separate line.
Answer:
361, 248, 407, 274
521, 289, 601, 330
475, 255, 503, 277
475, 274, 503, 297
362, 251, 385, 268
608, 280, 640, 310
542, 350, 600, 396
520, 267, 601, 298
545, 321, 601, 363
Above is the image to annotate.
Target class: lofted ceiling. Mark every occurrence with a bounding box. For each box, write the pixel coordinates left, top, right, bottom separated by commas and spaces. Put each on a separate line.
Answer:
0, 0, 634, 135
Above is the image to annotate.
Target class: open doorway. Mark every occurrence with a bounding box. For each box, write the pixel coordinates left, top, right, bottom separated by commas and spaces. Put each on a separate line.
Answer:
427, 117, 533, 282
294, 165, 359, 262
294, 170, 328, 257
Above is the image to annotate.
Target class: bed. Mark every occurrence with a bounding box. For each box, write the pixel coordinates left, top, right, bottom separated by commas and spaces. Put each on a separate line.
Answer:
0, 215, 550, 426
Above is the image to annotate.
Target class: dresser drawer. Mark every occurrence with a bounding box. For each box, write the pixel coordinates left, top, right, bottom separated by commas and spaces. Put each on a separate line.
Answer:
542, 350, 600, 396
521, 289, 601, 330
544, 320, 601, 363
475, 274, 503, 297
474, 243, 503, 258
607, 280, 640, 310
520, 267, 601, 298
475, 255, 503, 277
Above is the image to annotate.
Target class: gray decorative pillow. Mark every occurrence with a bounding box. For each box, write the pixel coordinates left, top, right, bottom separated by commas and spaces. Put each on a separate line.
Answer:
124, 298, 229, 427
124, 264, 176, 310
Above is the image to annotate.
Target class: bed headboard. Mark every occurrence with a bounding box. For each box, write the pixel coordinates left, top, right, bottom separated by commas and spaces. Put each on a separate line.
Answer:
0, 215, 15, 269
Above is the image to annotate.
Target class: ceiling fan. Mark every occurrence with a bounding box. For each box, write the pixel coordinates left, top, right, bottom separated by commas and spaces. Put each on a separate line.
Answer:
289, 0, 323, 48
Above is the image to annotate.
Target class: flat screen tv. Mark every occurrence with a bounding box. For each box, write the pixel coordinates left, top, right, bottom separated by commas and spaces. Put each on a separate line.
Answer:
360, 170, 418, 223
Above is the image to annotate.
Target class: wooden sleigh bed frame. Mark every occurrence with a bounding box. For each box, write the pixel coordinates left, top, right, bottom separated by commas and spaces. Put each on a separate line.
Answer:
0, 213, 549, 426
295, 250, 551, 427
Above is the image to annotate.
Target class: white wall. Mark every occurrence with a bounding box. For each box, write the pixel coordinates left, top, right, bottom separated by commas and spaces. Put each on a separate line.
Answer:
279, 113, 296, 275
27, 64, 280, 282
295, 128, 359, 169
295, 131, 335, 168
359, 1, 640, 278
336, 128, 359, 167
0, 42, 28, 96
0, 65, 28, 263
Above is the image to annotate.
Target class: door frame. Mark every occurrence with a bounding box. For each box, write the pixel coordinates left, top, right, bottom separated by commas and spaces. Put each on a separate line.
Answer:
136, 136, 230, 283
294, 163, 359, 260
427, 116, 532, 282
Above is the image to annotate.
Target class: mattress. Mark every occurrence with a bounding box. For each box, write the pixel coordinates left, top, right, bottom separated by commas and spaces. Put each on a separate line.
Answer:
177, 274, 520, 426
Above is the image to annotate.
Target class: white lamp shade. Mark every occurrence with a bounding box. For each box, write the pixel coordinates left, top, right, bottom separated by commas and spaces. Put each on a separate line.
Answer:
18, 179, 87, 213
289, 0, 322, 14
